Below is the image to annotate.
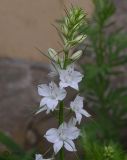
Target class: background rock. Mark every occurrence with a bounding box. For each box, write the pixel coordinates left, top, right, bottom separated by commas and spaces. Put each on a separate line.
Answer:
0, 58, 50, 147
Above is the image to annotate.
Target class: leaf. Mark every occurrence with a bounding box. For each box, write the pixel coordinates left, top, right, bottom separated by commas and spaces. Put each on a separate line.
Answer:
0, 131, 25, 156
111, 55, 127, 66
93, 0, 115, 26
105, 87, 127, 104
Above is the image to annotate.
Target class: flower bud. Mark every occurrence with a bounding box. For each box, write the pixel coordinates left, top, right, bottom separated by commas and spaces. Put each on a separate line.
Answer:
64, 17, 69, 26
73, 23, 80, 31
62, 25, 68, 36
74, 34, 87, 43
70, 50, 83, 61
48, 48, 58, 61
74, 8, 79, 15
78, 14, 85, 21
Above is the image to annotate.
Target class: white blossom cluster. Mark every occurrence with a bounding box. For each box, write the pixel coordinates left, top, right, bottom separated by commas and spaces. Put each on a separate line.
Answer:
35, 58, 90, 159
34, 7, 90, 160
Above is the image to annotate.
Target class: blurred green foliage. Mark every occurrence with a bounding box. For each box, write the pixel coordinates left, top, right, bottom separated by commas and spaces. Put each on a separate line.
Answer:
0, 131, 34, 160
81, 129, 127, 160
80, 0, 127, 159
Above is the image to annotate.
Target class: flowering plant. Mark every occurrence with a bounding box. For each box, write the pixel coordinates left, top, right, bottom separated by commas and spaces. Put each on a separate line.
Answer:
35, 7, 90, 160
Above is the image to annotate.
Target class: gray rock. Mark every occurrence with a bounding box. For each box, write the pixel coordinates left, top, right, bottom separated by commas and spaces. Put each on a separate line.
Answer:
0, 58, 51, 147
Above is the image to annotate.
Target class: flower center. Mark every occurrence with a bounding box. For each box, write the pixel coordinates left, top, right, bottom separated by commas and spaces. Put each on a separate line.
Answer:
59, 129, 67, 140
64, 71, 73, 83
50, 87, 58, 99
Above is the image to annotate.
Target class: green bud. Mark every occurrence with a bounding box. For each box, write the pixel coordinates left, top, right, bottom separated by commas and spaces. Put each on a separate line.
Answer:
62, 35, 68, 45
74, 8, 80, 15
73, 23, 80, 31
70, 50, 83, 61
64, 17, 69, 26
70, 15, 75, 23
62, 25, 68, 36
75, 34, 87, 43
48, 48, 58, 61
60, 7, 87, 49
69, 9, 74, 16
78, 14, 85, 21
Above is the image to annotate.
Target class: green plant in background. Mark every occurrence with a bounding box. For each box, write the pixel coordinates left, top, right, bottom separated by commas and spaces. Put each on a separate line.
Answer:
81, 129, 127, 160
80, 0, 127, 159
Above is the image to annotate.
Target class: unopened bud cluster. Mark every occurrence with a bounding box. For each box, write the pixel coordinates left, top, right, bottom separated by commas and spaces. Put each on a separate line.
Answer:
61, 7, 87, 48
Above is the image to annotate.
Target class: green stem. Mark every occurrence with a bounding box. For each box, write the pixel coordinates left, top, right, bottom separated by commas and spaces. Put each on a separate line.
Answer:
63, 48, 69, 69
59, 101, 64, 160
96, 25, 104, 66
59, 101, 64, 125
59, 148, 64, 160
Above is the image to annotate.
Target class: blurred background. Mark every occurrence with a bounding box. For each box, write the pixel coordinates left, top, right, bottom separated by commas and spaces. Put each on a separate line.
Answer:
0, 0, 93, 61
0, 0, 127, 160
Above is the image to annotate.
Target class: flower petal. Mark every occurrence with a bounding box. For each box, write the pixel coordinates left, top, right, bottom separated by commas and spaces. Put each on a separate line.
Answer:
35, 154, 52, 160
41, 97, 58, 110
75, 96, 84, 108
40, 98, 47, 107
49, 81, 58, 89
64, 139, 76, 152
38, 84, 50, 97
58, 122, 67, 131
70, 95, 83, 111
59, 81, 69, 89
59, 64, 83, 90
35, 154, 43, 160
36, 106, 47, 114
46, 108, 51, 114
44, 128, 59, 143
68, 117, 77, 127
67, 127, 80, 140
76, 112, 82, 124
53, 141, 63, 154
70, 82, 79, 90
72, 71, 84, 82
57, 88, 67, 100
81, 109, 91, 117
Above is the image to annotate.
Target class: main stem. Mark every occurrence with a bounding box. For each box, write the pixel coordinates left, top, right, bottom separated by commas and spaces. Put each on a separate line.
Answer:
58, 48, 68, 160
59, 101, 64, 160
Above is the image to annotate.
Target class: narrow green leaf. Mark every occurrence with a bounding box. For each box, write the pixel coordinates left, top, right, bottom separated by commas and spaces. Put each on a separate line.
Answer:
0, 131, 25, 156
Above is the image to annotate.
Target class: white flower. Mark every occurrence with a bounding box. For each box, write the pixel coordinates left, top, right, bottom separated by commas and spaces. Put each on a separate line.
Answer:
44, 118, 80, 154
35, 154, 52, 160
70, 95, 91, 124
48, 63, 59, 78
36, 82, 67, 114
48, 60, 63, 78
59, 64, 84, 90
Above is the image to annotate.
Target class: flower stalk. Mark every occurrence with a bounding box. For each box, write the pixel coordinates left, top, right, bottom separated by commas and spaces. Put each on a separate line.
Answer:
59, 101, 64, 125
59, 101, 64, 160
35, 6, 90, 160
59, 147, 64, 160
